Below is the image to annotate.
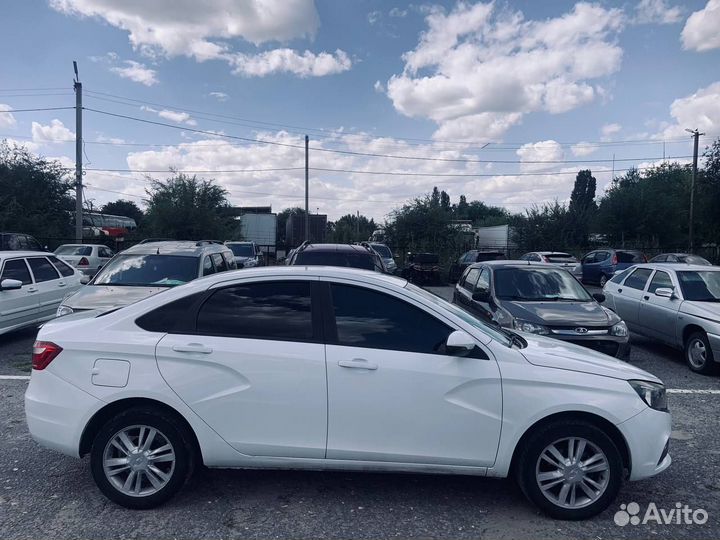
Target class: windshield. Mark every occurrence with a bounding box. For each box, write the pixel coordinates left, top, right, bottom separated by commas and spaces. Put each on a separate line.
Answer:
371, 244, 392, 258
228, 244, 255, 257
677, 271, 720, 302
295, 251, 375, 270
92, 254, 199, 287
406, 283, 512, 347
55, 245, 91, 256
494, 267, 592, 301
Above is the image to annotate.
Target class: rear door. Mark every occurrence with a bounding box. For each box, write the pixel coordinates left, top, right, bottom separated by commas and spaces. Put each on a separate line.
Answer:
639, 269, 680, 344
155, 279, 328, 458
25, 256, 64, 319
613, 267, 653, 329
0, 258, 39, 331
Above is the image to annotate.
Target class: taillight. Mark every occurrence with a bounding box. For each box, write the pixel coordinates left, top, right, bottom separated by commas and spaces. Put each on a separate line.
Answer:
32, 341, 63, 370
78, 257, 89, 266
611, 254, 618, 265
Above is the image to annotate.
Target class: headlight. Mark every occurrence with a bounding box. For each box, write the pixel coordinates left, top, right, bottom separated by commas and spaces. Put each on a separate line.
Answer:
56, 305, 74, 317
610, 321, 628, 337
629, 380, 668, 411
512, 318, 550, 335
245, 259, 257, 267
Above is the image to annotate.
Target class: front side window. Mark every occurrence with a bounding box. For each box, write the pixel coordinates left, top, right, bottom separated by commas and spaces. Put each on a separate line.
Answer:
595, 251, 610, 262
476, 268, 490, 291
582, 252, 597, 264
47, 255, 75, 277
197, 281, 314, 340
1, 259, 32, 285
93, 254, 199, 287
677, 271, 720, 302
494, 267, 591, 301
27, 257, 60, 282
462, 268, 480, 292
330, 283, 452, 354
623, 268, 653, 290
648, 271, 673, 294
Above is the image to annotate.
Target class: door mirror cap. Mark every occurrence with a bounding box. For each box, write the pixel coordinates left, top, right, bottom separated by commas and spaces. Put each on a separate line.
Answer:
655, 287, 674, 298
79, 275, 90, 285
472, 289, 490, 302
0, 278, 23, 291
592, 292, 606, 303
445, 330, 476, 357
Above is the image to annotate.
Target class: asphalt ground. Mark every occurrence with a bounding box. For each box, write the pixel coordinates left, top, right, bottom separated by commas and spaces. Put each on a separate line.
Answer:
1, 286, 718, 539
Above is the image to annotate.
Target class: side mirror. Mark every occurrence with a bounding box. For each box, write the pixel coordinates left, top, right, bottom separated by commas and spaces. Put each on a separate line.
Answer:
655, 287, 674, 298
445, 330, 476, 357
0, 278, 23, 291
592, 292, 606, 303
472, 289, 490, 302
80, 275, 90, 285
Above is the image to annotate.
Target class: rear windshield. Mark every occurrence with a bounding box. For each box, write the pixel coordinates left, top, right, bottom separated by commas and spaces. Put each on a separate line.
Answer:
295, 251, 375, 270
678, 255, 711, 265
370, 244, 392, 258
92, 254, 199, 287
476, 252, 505, 262
617, 251, 645, 263
545, 253, 577, 263
55, 245, 92, 256
228, 244, 255, 257
413, 253, 439, 264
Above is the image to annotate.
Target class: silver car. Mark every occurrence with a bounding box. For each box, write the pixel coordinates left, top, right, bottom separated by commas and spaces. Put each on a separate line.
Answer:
603, 263, 720, 374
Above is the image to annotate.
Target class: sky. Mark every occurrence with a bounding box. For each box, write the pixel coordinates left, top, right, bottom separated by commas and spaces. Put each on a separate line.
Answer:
1, 0, 719, 221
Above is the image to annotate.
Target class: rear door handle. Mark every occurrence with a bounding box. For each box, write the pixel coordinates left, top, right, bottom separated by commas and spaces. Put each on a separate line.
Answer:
643, 295, 650, 300
338, 358, 378, 370
172, 343, 213, 354
57, 282, 66, 287
617, 288, 623, 293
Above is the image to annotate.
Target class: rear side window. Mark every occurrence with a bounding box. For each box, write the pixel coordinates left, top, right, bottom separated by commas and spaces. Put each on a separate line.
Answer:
27, 257, 60, 282
609, 268, 632, 284
330, 284, 452, 354
47, 255, 75, 277
211, 253, 228, 273
222, 252, 236, 270
135, 292, 206, 333
617, 251, 644, 263
197, 281, 314, 341
595, 251, 610, 262
624, 268, 653, 290
202, 256, 215, 276
1, 258, 32, 285
648, 271, 673, 294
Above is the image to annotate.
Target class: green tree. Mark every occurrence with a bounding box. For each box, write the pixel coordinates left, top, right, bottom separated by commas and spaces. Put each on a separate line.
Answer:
510, 201, 572, 251
567, 169, 597, 247
0, 141, 74, 244
276, 206, 305, 246
143, 173, 234, 239
101, 199, 144, 227
327, 214, 376, 243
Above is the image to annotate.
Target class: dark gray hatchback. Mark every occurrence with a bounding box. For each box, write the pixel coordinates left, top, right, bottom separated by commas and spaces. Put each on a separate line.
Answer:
453, 261, 630, 358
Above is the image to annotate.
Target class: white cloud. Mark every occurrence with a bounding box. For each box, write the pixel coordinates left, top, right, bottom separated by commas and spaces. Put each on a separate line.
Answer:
658, 81, 720, 138
141, 106, 197, 126
110, 60, 159, 86
368, 10, 382, 25
682, 0, 720, 51
208, 91, 229, 102
516, 140, 564, 173
601, 123, 622, 138
31, 119, 75, 143
229, 49, 351, 77
0, 104, 17, 129
389, 7, 408, 18
571, 142, 597, 157
373, 80, 385, 93
385, 2, 625, 140
634, 0, 683, 24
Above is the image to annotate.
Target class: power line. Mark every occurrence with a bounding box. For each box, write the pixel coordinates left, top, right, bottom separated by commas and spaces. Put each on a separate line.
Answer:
2, 106, 75, 113
86, 166, 306, 174
0, 86, 69, 92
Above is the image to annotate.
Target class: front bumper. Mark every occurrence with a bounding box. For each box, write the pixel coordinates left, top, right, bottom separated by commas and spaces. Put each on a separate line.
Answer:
552, 333, 631, 359
707, 331, 720, 363
25, 368, 101, 457
617, 406, 672, 481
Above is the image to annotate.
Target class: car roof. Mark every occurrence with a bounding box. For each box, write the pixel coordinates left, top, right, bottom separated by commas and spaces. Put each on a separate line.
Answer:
469, 260, 561, 270
225, 241, 254, 244
300, 243, 374, 254
534, 251, 573, 255
0, 250, 52, 258
121, 241, 230, 256
621, 263, 717, 272
56, 243, 107, 248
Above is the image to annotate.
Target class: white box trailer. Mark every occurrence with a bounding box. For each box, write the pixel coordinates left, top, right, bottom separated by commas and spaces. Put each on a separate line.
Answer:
239, 213, 277, 255
474, 224, 515, 254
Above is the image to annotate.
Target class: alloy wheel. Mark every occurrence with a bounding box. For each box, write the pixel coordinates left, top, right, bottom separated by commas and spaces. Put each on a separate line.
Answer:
687, 338, 707, 369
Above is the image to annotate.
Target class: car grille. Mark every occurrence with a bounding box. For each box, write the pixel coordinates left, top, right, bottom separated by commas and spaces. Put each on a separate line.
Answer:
566, 340, 619, 357
550, 326, 610, 336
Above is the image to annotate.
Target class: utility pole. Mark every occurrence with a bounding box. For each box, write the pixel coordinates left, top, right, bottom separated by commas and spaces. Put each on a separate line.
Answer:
356, 210, 360, 241
304, 135, 309, 242
73, 61, 83, 243
686, 128, 705, 251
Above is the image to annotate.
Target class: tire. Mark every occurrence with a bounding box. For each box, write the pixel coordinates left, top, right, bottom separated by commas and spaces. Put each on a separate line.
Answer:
599, 274, 608, 288
515, 420, 623, 520
684, 331, 718, 375
90, 407, 195, 509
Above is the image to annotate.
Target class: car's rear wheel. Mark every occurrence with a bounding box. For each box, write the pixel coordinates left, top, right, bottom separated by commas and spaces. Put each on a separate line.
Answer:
516, 420, 623, 520
685, 331, 718, 375
90, 407, 194, 509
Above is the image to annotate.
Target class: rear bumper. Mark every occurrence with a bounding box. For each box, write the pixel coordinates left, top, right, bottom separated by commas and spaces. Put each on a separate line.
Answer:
25, 369, 101, 457
617, 406, 672, 481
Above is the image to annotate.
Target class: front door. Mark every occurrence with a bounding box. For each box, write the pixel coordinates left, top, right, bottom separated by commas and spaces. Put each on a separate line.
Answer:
324, 282, 502, 467
156, 280, 328, 458
639, 269, 680, 344
0, 258, 39, 331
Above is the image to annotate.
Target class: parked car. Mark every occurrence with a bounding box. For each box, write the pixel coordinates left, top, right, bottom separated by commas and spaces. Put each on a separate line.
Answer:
449, 250, 505, 283
286, 243, 386, 272
54, 244, 115, 276
648, 253, 712, 266
579, 249, 647, 287
55, 241, 236, 316
519, 252, 578, 271
453, 261, 630, 358
26, 266, 670, 519
603, 263, 720, 374
401, 252, 441, 285
0, 232, 45, 251
225, 241, 261, 268
361, 242, 397, 274
0, 251, 82, 335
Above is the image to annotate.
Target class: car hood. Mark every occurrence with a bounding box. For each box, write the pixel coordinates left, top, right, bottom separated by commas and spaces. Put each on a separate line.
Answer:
62, 284, 167, 311
520, 334, 660, 382
498, 299, 615, 326
680, 300, 720, 322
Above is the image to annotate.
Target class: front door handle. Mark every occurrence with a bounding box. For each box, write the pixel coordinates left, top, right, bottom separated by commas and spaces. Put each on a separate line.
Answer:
172, 343, 213, 354
57, 282, 66, 287
618, 288, 623, 293
338, 358, 378, 370
26, 287, 38, 293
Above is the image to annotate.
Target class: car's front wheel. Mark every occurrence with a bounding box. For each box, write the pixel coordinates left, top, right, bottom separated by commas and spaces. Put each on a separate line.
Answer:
90, 407, 195, 509
516, 420, 623, 520
685, 331, 718, 375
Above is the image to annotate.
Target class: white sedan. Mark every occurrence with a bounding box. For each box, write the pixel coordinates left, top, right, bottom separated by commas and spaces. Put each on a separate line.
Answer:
25, 266, 670, 519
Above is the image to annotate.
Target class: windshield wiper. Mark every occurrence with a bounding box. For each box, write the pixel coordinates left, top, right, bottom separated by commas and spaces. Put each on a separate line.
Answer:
497, 295, 538, 301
